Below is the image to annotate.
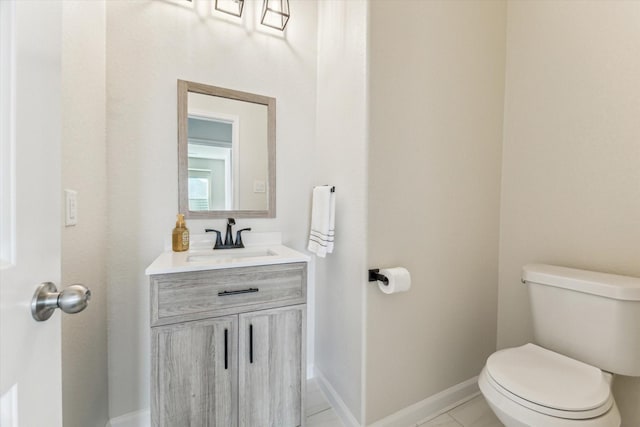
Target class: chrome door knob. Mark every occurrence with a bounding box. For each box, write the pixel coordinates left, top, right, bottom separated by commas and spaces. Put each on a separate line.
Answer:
31, 282, 91, 322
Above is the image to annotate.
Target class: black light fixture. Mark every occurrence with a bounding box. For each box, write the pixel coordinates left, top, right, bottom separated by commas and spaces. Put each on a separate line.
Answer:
215, 0, 244, 17
260, 0, 290, 31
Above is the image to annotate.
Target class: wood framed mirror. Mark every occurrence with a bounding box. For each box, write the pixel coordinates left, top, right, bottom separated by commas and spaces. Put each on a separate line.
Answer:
178, 80, 276, 219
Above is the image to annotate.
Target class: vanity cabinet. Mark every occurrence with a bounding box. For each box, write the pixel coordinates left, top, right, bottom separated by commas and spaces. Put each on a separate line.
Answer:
149, 262, 307, 427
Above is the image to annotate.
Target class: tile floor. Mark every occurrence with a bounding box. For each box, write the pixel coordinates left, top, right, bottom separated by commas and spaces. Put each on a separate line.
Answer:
305, 379, 504, 427
306, 378, 341, 426
417, 395, 504, 427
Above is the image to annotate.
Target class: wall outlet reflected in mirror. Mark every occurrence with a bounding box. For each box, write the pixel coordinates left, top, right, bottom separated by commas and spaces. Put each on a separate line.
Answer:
253, 180, 266, 193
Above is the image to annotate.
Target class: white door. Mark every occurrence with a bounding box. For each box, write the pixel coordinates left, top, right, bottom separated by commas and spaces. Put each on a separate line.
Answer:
1, 1, 64, 425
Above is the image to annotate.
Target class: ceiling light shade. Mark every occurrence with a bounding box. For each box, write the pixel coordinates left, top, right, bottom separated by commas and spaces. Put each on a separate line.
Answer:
215, 0, 244, 17
261, 0, 290, 31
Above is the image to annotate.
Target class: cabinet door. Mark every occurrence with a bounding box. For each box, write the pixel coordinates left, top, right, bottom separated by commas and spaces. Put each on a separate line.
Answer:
239, 305, 306, 427
152, 316, 238, 427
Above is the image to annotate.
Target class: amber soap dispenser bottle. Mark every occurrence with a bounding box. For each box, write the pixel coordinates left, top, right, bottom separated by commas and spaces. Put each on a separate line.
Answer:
172, 214, 190, 252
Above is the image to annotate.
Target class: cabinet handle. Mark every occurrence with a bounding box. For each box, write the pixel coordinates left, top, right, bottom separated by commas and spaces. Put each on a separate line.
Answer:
249, 324, 253, 364
218, 288, 259, 297
224, 328, 228, 370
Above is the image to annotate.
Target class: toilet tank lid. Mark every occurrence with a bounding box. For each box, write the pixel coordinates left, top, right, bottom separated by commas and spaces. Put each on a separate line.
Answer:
522, 264, 640, 301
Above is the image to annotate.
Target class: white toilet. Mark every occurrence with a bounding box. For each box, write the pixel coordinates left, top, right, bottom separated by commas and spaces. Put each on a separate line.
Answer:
479, 264, 640, 427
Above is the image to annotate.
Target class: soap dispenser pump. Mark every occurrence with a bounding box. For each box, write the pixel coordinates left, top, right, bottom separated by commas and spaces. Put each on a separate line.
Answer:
172, 214, 190, 252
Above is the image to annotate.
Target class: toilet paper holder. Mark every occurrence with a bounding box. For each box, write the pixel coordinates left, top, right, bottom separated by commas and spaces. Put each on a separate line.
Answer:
368, 269, 389, 286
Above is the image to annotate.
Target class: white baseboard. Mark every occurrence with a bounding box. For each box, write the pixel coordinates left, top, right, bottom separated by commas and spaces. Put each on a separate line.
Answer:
105, 375, 477, 427
106, 409, 150, 427
314, 367, 361, 427
368, 376, 480, 427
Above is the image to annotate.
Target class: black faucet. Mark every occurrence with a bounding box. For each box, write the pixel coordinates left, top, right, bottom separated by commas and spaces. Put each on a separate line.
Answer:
224, 218, 235, 246
205, 218, 251, 250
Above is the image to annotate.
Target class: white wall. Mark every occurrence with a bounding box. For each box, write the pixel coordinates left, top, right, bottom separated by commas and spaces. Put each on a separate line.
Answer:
498, 1, 640, 425
106, 0, 317, 418
314, 0, 369, 423
61, 3, 109, 427
366, 0, 506, 423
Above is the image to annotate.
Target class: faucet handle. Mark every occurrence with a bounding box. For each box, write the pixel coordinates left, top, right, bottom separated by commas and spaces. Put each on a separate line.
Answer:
205, 229, 223, 249
235, 228, 252, 248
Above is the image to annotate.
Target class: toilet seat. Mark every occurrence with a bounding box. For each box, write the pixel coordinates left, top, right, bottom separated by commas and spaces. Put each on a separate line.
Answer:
484, 344, 614, 420
479, 367, 620, 427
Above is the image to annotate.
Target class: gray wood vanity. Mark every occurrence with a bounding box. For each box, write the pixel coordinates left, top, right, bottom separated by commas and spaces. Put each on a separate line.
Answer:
147, 246, 308, 427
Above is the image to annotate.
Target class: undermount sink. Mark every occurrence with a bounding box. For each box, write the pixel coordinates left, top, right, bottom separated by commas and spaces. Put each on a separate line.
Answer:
145, 235, 310, 275
186, 248, 278, 263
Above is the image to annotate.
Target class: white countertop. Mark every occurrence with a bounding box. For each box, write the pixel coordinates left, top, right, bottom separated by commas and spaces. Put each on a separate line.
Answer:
145, 239, 310, 275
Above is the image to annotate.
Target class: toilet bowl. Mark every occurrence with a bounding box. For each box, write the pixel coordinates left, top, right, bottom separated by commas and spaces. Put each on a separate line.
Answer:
479, 264, 640, 427
478, 344, 620, 427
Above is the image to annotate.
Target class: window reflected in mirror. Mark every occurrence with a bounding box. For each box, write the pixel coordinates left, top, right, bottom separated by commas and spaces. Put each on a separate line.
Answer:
178, 80, 275, 219
187, 115, 233, 211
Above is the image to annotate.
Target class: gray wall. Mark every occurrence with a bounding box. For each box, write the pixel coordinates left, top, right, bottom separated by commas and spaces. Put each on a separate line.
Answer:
367, 0, 507, 423
498, 2, 640, 425
61, 1, 109, 426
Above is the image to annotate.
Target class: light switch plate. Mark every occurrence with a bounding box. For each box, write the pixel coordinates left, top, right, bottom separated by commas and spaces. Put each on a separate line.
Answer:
65, 189, 77, 226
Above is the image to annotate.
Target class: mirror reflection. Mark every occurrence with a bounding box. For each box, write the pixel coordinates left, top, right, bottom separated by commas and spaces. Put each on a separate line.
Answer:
178, 80, 276, 218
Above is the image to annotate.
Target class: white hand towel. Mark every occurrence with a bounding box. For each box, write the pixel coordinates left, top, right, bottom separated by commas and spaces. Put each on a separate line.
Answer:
307, 186, 335, 257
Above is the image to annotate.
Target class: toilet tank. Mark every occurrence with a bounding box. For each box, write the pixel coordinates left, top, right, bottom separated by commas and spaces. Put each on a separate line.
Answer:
523, 264, 640, 376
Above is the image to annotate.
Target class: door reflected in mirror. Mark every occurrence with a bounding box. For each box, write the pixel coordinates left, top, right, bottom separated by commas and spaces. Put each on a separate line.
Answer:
178, 80, 276, 219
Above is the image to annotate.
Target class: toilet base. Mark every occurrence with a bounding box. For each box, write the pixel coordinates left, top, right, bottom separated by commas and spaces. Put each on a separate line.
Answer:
478, 367, 621, 427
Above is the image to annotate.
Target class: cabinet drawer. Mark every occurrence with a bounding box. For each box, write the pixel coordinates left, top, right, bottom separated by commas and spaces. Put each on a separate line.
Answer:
150, 262, 306, 326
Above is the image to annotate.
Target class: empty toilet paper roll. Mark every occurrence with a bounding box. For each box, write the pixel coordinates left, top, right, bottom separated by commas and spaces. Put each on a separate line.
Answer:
378, 267, 411, 294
